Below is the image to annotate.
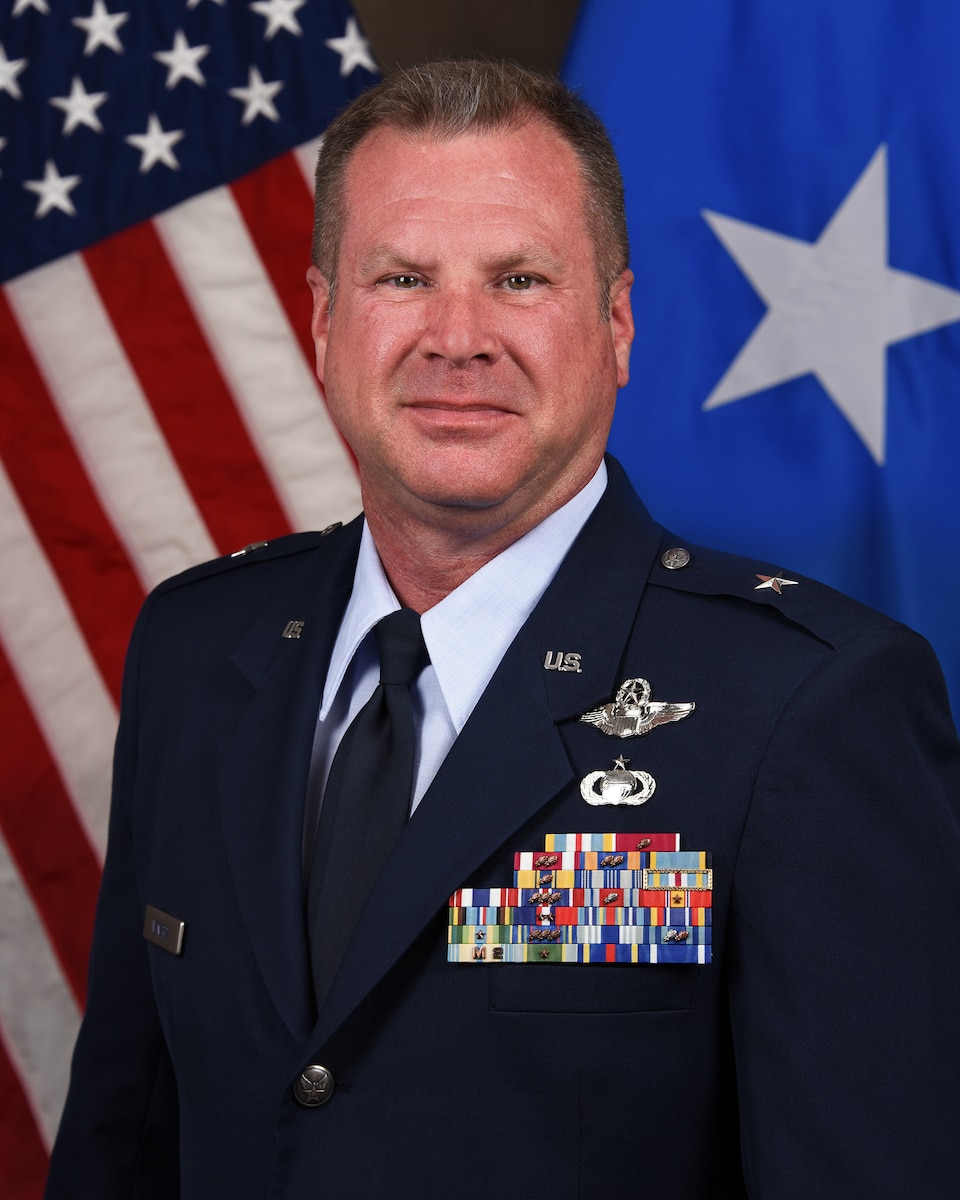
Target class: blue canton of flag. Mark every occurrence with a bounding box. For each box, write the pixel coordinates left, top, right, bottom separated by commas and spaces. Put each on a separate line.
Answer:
564, 0, 960, 719
1, 0, 376, 280
0, 1, 376, 1190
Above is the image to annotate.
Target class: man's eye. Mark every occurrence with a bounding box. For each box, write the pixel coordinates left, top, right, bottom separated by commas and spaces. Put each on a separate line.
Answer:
386, 274, 421, 289
504, 274, 536, 291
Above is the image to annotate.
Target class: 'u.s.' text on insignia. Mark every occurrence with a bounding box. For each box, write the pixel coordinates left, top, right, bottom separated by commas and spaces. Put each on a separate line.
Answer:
580, 756, 655, 806
579, 677, 695, 738
543, 650, 582, 673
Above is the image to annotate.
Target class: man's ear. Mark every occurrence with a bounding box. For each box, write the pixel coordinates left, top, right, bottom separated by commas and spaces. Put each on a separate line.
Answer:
307, 265, 332, 385
609, 269, 635, 389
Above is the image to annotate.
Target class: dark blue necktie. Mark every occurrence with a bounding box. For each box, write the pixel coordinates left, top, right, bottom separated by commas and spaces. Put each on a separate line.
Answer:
307, 607, 429, 1008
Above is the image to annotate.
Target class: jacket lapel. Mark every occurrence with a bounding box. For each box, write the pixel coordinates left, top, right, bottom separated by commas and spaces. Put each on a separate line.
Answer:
218, 524, 360, 1043
310, 461, 664, 1048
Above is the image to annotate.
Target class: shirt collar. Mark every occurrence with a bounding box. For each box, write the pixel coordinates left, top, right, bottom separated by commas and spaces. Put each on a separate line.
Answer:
318, 527, 398, 719
319, 461, 607, 726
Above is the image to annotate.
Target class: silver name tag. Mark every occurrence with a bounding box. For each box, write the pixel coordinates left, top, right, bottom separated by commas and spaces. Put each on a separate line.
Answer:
143, 904, 186, 956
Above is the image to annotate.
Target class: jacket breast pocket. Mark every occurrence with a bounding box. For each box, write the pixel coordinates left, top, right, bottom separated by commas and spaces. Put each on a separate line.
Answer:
488, 962, 702, 1014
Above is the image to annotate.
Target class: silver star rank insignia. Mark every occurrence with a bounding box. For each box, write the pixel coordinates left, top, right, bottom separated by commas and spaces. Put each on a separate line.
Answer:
754, 574, 799, 594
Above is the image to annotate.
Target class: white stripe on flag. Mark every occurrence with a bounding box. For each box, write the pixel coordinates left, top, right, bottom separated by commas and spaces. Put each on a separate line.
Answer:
155, 188, 362, 530
294, 136, 323, 192
5, 258, 219, 591
0, 461, 116, 858
0, 828, 81, 1149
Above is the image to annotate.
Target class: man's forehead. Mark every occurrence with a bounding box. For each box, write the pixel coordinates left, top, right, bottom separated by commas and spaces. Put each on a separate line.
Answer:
343, 119, 583, 193
326, 120, 605, 294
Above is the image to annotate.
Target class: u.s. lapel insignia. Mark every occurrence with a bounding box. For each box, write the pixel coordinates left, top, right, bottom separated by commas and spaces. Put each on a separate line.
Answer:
580, 756, 655, 806
543, 650, 583, 673
579, 677, 694, 739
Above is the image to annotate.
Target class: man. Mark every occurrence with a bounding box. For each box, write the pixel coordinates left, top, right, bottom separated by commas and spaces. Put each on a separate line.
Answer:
47, 61, 960, 1198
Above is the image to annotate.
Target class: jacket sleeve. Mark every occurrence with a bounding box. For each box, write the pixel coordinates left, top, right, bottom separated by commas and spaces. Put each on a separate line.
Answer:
728, 621, 960, 1199
45, 595, 180, 1199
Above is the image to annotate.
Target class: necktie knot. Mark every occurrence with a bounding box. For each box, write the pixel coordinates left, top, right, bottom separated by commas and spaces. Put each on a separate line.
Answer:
374, 608, 429, 687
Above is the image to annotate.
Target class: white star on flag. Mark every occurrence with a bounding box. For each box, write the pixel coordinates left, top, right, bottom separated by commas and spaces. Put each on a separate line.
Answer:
250, 0, 306, 41
49, 76, 108, 135
228, 65, 283, 125
13, 0, 50, 15
703, 146, 960, 464
23, 159, 82, 216
153, 30, 210, 89
0, 43, 28, 99
325, 17, 376, 77
186, 0, 225, 7
72, 0, 130, 57
125, 113, 185, 172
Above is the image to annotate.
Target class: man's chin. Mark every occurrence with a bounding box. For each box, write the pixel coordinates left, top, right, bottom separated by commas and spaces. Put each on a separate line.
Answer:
401, 447, 529, 508
390, 472, 533, 535
410, 479, 518, 516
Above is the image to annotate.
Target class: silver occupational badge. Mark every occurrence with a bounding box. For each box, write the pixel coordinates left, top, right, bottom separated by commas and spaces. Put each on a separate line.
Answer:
579, 677, 695, 739
580, 756, 656, 806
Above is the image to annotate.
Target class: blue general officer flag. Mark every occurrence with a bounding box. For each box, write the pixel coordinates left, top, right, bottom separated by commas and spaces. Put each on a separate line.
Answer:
564, 0, 960, 718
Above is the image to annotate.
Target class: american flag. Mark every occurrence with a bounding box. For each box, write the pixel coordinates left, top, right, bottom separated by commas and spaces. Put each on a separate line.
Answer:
0, 1, 375, 1192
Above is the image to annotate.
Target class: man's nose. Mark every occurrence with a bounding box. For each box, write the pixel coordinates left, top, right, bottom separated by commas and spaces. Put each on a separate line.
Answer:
416, 287, 501, 366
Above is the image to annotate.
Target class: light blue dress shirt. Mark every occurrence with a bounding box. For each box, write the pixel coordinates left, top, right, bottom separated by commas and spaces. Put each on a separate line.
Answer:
303, 462, 607, 860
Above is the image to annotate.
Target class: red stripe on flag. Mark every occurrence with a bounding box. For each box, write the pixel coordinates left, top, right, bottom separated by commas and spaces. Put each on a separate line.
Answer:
0, 645, 101, 1006
0, 291, 142, 702
83, 224, 292, 554
230, 153, 318, 372
0, 1035, 50, 1200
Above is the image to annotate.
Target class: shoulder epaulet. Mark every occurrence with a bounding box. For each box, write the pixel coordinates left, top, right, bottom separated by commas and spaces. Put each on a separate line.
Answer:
151, 520, 354, 596
647, 536, 898, 652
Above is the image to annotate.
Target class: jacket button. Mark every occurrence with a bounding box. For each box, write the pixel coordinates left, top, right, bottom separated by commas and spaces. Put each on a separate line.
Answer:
661, 547, 691, 570
293, 1064, 335, 1107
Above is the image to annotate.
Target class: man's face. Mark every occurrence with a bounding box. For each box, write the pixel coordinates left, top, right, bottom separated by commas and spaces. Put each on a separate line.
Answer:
309, 121, 634, 535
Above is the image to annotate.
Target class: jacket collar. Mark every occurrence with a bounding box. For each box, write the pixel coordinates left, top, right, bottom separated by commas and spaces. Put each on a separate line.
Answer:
218, 518, 362, 1042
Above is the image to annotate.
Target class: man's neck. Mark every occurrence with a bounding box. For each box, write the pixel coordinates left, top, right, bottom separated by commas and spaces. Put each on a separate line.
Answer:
364, 511, 534, 613
362, 465, 602, 612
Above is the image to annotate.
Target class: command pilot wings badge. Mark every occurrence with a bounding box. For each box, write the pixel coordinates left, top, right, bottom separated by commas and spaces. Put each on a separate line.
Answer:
579, 678, 695, 739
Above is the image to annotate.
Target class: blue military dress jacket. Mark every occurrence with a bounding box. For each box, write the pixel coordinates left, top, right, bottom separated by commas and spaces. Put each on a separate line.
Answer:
46, 458, 960, 1198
